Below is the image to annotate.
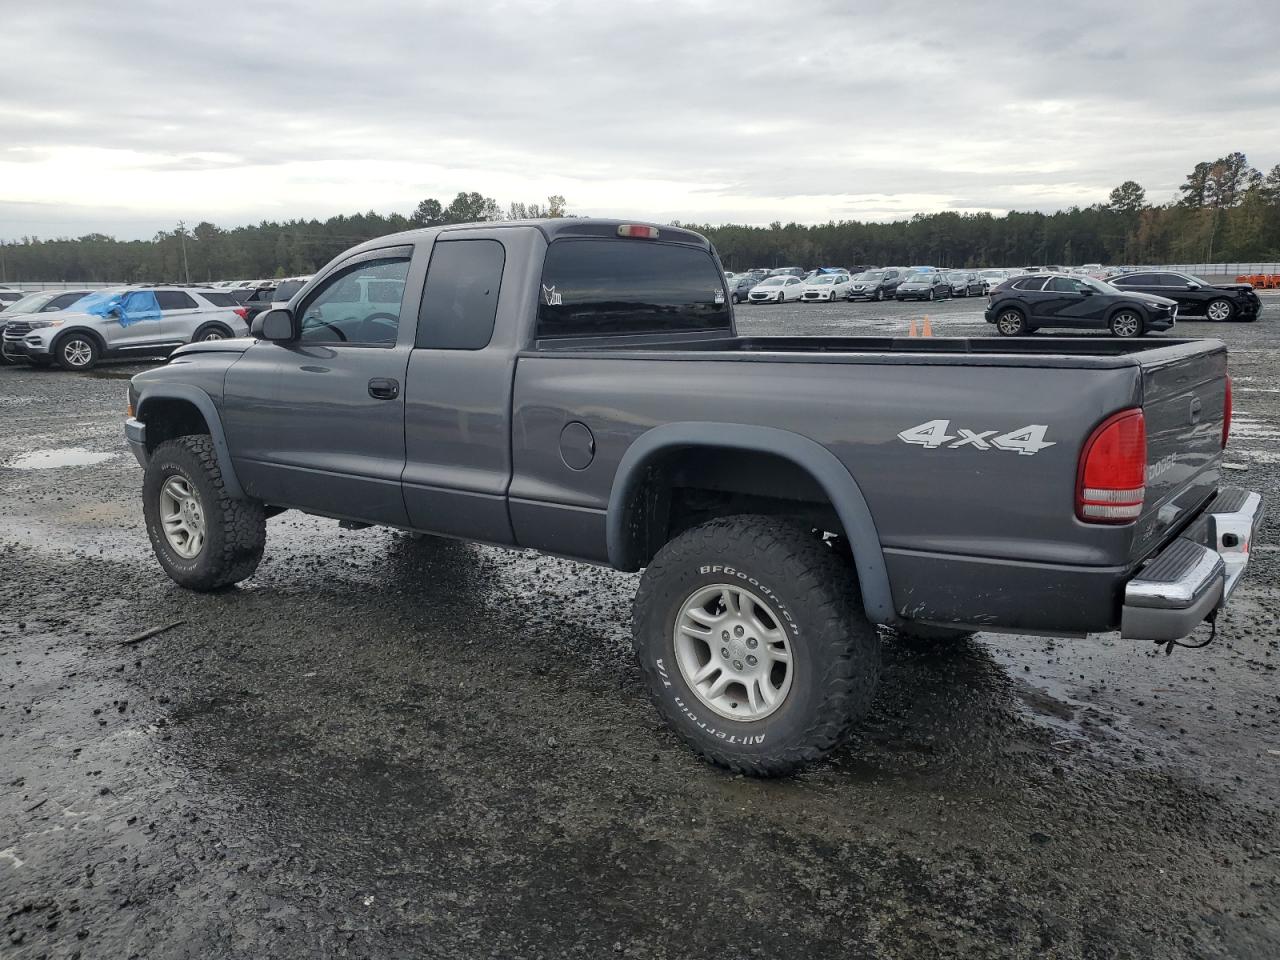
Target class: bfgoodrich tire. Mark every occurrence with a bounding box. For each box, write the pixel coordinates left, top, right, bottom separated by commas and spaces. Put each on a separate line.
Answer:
632, 516, 880, 776
143, 435, 266, 590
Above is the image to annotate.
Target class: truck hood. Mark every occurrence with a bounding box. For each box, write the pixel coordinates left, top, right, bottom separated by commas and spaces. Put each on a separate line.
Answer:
169, 337, 255, 359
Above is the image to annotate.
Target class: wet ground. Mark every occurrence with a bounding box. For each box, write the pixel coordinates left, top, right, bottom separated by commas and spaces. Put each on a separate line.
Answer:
2, 297, 1278, 959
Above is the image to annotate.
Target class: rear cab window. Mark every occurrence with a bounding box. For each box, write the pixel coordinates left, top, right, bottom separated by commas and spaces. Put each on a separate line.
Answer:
536, 238, 731, 342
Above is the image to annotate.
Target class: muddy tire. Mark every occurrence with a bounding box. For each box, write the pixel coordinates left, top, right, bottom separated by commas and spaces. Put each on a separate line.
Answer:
632, 515, 880, 777
143, 435, 265, 591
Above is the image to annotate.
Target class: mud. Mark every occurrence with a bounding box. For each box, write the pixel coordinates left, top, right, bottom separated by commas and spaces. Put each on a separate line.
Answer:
2, 299, 1278, 958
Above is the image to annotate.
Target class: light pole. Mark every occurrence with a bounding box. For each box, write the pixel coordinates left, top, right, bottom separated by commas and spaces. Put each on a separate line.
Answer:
177, 220, 191, 283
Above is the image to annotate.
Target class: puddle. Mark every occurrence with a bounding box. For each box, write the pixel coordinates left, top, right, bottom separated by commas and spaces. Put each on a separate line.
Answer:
7, 447, 116, 469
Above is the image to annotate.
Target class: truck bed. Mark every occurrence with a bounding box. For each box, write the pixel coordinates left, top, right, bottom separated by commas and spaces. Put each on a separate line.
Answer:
532, 333, 1221, 369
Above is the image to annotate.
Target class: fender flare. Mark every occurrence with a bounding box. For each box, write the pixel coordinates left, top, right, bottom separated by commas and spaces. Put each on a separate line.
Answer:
135, 385, 245, 500
606, 422, 895, 625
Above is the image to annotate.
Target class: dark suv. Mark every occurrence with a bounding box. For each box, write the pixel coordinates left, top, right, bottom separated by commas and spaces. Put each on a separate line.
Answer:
845, 269, 904, 301
985, 274, 1176, 337
1110, 271, 1262, 322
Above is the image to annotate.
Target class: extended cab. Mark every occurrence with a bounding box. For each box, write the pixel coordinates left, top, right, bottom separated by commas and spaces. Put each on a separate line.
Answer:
125, 219, 1264, 775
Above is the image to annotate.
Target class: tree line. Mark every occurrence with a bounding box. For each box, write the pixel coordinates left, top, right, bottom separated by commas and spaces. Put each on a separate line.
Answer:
2, 153, 1279, 283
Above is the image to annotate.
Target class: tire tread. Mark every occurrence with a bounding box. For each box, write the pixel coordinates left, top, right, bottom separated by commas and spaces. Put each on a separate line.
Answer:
633, 516, 879, 777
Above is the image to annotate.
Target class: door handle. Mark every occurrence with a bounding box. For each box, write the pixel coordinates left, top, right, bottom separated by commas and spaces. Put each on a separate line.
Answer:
368, 378, 399, 400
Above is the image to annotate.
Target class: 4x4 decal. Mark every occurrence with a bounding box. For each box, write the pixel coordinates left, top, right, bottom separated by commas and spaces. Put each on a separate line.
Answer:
898, 419, 1055, 456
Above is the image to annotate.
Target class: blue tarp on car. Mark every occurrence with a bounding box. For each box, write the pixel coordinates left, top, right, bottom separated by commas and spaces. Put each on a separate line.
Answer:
77, 290, 162, 328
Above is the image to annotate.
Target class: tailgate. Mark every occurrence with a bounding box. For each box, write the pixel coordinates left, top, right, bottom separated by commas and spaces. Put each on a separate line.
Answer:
1133, 344, 1227, 560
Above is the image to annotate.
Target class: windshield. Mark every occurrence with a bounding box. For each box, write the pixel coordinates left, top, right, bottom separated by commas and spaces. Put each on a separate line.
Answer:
809, 277, 835, 285
2, 292, 57, 314
856, 271, 885, 281
1184, 274, 1211, 286
903, 276, 929, 284
980, 270, 1004, 278
946, 272, 968, 281
758, 278, 784, 287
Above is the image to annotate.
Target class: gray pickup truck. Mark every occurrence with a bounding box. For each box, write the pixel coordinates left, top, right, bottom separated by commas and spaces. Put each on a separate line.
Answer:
125, 219, 1264, 775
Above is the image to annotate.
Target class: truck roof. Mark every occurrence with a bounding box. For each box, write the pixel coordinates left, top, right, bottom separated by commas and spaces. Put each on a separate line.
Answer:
344, 218, 713, 257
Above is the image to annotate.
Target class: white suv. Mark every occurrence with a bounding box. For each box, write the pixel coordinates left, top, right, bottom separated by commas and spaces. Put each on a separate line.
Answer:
2, 286, 249, 370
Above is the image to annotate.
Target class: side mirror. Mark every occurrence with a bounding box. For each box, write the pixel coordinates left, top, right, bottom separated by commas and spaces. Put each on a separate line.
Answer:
1079, 286, 1095, 295
253, 307, 295, 342
1186, 282, 1200, 290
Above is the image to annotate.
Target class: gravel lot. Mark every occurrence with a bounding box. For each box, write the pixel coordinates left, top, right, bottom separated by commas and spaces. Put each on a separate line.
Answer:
2, 297, 1278, 959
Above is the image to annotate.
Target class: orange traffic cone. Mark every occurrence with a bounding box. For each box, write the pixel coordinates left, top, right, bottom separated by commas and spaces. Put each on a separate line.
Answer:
922, 315, 933, 337
909, 318, 918, 337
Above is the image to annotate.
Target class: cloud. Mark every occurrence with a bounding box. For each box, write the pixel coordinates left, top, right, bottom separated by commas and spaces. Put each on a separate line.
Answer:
0, 0, 1277, 239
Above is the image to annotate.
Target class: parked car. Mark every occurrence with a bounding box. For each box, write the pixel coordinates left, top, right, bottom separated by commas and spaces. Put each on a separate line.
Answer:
0, 287, 23, 309
123, 217, 1260, 777
945, 271, 984, 297
985, 274, 1176, 337
0, 290, 95, 364
896, 273, 951, 301
978, 269, 1011, 293
747, 275, 805, 303
230, 278, 308, 322
768, 266, 806, 278
846, 269, 904, 302
799, 273, 852, 302
1110, 271, 1262, 323
724, 273, 760, 303
2, 286, 250, 370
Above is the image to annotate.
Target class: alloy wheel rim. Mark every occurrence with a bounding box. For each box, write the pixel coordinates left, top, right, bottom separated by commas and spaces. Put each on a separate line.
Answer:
202, 331, 225, 341
1208, 301, 1229, 321
1113, 313, 1139, 336
672, 583, 794, 722
998, 312, 1022, 334
64, 340, 93, 366
159, 475, 206, 559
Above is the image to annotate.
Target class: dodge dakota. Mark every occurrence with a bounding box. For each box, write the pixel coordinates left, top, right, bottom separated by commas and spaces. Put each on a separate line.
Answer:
125, 219, 1264, 775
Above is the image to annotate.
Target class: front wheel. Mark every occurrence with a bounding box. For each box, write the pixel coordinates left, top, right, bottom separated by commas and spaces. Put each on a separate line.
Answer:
1109, 310, 1143, 338
1205, 298, 1234, 322
927, 289, 935, 301
632, 516, 881, 776
54, 334, 99, 371
143, 435, 266, 590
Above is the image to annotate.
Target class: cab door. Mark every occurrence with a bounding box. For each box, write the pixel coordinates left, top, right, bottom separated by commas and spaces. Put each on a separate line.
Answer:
221, 245, 422, 526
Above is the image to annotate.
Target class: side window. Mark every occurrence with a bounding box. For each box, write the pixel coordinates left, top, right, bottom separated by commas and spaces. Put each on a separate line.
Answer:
155, 291, 198, 310
298, 257, 410, 345
1116, 273, 1151, 286
1156, 273, 1186, 286
536, 239, 731, 340
1048, 277, 1079, 292
1012, 278, 1046, 291
47, 293, 83, 311
198, 292, 237, 307
416, 239, 505, 350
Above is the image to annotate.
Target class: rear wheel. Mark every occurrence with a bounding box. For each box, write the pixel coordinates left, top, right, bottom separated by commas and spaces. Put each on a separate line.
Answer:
54, 333, 100, 371
995, 308, 1026, 335
193, 323, 232, 342
632, 516, 880, 776
1109, 310, 1143, 338
1205, 298, 1234, 322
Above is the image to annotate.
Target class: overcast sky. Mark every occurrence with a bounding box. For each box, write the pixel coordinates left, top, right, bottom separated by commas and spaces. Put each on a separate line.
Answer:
2, 0, 1278, 240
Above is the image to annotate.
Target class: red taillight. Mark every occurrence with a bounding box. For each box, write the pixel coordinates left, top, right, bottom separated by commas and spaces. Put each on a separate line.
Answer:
617, 224, 659, 239
1222, 375, 1232, 449
234, 307, 248, 320
1077, 409, 1146, 524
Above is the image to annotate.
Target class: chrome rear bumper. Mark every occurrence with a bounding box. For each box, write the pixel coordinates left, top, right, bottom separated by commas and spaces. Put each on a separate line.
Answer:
1121, 487, 1263, 642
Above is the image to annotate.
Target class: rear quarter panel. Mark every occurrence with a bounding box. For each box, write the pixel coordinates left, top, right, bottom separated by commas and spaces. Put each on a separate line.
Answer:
508, 353, 1146, 569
